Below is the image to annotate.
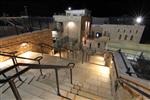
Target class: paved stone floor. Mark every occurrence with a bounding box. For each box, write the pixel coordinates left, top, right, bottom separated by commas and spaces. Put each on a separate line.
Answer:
0, 51, 112, 100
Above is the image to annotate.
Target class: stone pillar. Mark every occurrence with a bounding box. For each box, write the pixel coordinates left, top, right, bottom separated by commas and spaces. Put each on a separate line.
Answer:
104, 52, 112, 67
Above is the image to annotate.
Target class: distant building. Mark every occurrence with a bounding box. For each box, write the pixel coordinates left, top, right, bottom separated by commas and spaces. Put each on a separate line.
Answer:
92, 17, 109, 24
92, 17, 135, 25
91, 24, 145, 43
90, 16, 145, 49
53, 10, 145, 47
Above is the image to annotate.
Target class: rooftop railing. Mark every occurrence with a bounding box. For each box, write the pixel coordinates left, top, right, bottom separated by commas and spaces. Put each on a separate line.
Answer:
0, 17, 53, 38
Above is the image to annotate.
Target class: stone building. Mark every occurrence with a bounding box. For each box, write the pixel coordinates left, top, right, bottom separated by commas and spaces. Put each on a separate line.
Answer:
53, 9, 91, 44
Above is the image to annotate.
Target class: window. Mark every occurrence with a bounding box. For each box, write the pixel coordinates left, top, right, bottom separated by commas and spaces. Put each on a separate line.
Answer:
124, 35, 128, 40
136, 30, 138, 34
119, 34, 122, 40
103, 31, 106, 36
118, 29, 120, 32
96, 32, 102, 38
124, 29, 126, 33
130, 30, 132, 33
130, 35, 133, 40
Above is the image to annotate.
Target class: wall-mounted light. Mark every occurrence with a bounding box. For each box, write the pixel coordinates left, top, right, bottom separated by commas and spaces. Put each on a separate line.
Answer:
20, 42, 28, 47
67, 21, 75, 29
52, 31, 58, 37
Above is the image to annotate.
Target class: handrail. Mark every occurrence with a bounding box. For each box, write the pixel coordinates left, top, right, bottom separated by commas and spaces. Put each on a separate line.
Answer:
111, 51, 150, 99
0, 65, 18, 74
119, 76, 150, 92
0, 59, 75, 99
0, 67, 30, 83
17, 63, 75, 69
119, 78, 150, 98
118, 50, 131, 75
0, 62, 75, 83
0, 51, 18, 55
0, 52, 43, 62
0, 42, 76, 99
39, 43, 57, 49
39, 43, 74, 52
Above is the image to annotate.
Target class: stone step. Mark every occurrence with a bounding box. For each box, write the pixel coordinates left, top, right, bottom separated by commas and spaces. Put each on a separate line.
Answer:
60, 89, 91, 100
70, 88, 102, 100
78, 91, 102, 100
28, 80, 56, 94
31, 79, 94, 100
0, 78, 45, 100
0, 87, 45, 100
19, 81, 63, 100
0, 79, 20, 94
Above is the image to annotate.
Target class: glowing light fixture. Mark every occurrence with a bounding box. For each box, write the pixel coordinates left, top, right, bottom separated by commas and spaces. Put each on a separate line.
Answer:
136, 16, 143, 24
20, 42, 28, 47
52, 31, 58, 37
68, 7, 72, 10
67, 21, 75, 28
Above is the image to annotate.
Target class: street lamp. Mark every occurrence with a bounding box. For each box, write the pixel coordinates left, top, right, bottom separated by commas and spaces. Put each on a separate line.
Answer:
136, 16, 143, 24
68, 7, 72, 10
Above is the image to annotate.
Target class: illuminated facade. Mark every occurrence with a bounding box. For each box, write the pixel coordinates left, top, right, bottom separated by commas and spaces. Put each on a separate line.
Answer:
91, 24, 145, 43
53, 9, 91, 43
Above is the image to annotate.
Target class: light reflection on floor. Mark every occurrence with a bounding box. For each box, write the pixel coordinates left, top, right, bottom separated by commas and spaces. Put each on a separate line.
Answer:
98, 66, 110, 78
0, 59, 13, 69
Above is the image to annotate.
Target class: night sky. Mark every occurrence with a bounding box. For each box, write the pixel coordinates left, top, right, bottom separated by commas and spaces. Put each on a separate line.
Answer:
0, 0, 149, 17
0, 0, 150, 43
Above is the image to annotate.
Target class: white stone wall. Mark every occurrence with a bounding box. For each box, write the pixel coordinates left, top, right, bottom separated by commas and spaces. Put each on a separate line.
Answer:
53, 15, 91, 43
53, 15, 82, 42
63, 21, 81, 40
92, 24, 145, 43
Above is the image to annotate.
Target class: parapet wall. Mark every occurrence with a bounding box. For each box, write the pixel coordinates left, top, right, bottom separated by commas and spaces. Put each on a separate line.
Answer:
106, 41, 150, 58
108, 52, 150, 100
0, 29, 53, 62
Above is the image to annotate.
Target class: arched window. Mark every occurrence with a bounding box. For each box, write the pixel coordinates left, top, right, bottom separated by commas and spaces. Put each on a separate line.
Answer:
119, 34, 122, 40
124, 35, 128, 40
130, 35, 133, 40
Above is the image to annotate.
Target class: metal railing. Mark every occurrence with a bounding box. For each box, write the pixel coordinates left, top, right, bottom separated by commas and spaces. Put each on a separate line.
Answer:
39, 42, 74, 59
0, 51, 75, 100
112, 50, 150, 99
0, 17, 53, 38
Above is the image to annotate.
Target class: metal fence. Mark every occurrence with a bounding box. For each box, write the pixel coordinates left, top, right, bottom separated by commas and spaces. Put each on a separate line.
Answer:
0, 17, 53, 38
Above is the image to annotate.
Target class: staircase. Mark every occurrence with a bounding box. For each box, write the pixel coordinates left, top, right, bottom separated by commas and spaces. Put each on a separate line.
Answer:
0, 51, 112, 100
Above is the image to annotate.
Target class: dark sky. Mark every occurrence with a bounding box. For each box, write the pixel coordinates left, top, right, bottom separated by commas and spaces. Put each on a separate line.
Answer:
0, 0, 150, 17
0, 0, 150, 43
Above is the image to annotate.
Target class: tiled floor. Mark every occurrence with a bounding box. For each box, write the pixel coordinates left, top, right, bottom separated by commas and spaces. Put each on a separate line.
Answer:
0, 51, 112, 100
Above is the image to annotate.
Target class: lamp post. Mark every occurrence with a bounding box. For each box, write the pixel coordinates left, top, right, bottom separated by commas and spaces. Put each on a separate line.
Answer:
24, 6, 28, 16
